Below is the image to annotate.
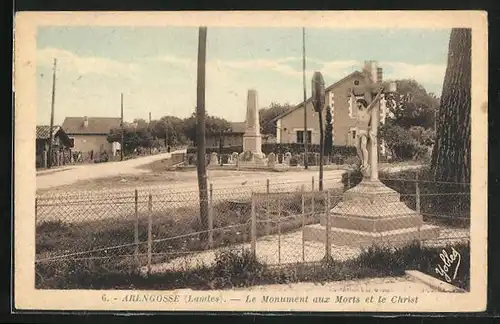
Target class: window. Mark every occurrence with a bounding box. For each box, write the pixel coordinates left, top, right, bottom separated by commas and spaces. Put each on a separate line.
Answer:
352, 130, 356, 139
296, 130, 312, 144
354, 80, 360, 85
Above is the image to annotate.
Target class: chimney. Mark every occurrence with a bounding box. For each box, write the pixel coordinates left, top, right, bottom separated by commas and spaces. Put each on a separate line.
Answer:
83, 116, 89, 128
377, 67, 383, 83
363, 60, 378, 83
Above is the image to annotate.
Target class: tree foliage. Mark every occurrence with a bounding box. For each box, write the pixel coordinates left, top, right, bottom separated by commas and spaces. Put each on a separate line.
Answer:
151, 116, 188, 146
378, 79, 439, 161
259, 102, 292, 135
107, 125, 154, 155
182, 112, 232, 143
387, 79, 440, 129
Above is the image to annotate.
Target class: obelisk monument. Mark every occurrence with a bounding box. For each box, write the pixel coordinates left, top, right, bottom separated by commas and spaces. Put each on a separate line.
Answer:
242, 89, 264, 156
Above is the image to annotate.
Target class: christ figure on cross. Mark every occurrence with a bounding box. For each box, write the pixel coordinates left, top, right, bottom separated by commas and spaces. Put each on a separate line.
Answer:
350, 88, 384, 176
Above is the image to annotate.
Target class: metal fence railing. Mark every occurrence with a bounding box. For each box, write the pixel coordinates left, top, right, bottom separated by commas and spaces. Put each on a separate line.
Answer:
35, 173, 470, 288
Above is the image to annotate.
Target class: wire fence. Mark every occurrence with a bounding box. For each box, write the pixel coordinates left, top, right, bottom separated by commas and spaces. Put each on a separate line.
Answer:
35, 172, 470, 288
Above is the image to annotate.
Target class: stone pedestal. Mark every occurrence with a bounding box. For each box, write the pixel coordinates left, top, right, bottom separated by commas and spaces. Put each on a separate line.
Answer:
303, 179, 440, 248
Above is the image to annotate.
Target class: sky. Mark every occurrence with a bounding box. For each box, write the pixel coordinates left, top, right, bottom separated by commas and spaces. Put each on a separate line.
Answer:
36, 26, 451, 125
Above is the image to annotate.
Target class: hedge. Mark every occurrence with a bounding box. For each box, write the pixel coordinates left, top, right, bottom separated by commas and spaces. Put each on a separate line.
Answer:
187, 144, 357, 156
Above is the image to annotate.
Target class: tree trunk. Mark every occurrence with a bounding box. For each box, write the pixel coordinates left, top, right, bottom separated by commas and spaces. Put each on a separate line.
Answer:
196, 27, 209, 244
431, 28, 471, 184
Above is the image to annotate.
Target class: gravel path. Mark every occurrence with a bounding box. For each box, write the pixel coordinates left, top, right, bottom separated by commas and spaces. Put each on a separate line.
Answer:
146, 226, 469, 274
235, 275, 438, 293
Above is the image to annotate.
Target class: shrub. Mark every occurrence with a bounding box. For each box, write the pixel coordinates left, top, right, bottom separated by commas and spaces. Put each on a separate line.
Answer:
342, 166, 470, 222
36, 241, 470, 291
212, 249, 265, 288
341, 168, 363, 190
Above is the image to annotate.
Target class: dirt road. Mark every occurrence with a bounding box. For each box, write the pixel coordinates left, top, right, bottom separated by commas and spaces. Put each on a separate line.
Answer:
36, 153, 346, 223
36, 149, 187, 190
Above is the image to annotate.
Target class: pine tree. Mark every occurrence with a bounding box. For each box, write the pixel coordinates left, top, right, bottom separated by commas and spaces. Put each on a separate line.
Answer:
324, 108, 333, 156
431, 28, 471, 184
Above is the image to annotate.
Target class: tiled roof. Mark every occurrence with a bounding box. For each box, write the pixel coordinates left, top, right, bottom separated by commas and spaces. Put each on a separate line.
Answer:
36, 125, 61, 139
62, 117, 121, 135
271, 70, 365, 122
230, 122, 246, 133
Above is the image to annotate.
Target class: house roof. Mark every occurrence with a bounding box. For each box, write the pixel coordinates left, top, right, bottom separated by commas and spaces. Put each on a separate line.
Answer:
206, 121, 246, 136
270, 70, 365, 123
230, 122, 246, 133
62, 117, 122, 135
36, 125, 62, 139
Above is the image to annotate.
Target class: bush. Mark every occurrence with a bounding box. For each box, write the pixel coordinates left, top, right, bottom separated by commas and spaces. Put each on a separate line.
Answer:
36, 242, 470, 291
341, 167, 470, 222
379, 124, 435, 162
341, 168, 363, 190
212, 249, 265, 288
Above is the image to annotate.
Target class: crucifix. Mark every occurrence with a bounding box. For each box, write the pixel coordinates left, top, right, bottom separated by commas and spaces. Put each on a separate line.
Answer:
349, 72, 396, 181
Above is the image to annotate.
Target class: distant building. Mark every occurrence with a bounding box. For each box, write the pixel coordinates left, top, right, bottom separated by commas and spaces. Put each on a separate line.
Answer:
206, 121, 274, 148
62, 116, 122, 154
272, 61, 388, 148
36, 125, 72, 168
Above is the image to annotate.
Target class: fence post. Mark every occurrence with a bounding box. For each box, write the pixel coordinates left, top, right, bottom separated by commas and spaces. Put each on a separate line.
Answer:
311, 176, 315, 215
265, 179, 271, 236
347, 170, 351, 190
134, 189, 139, 265
415, 172, 421, 242
147, 193, 153, 274
35, 197, 38, 217
277, 197, 281, 265
208, 183, 214, 248
301, 185, 305, 263
325, 191, 331, 260
251, 193, 257, 258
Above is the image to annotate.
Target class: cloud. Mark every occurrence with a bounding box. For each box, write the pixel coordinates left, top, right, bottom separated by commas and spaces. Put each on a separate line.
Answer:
147, 55, 195, 69
381, 61, 446, 85
37, 47, 141, 77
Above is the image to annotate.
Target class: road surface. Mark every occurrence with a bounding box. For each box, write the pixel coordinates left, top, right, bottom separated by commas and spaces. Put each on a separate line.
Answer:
36, 149, 186, 190
35, 152, 346, 224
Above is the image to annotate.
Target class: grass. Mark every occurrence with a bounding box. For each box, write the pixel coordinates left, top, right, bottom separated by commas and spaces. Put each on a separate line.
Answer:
35, 162, 470, 291
35, 189, 342, 262
35, 189, 345, 289
35, 241, 470, 291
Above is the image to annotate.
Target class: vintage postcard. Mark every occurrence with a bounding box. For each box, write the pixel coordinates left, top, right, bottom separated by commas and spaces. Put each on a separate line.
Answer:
14, 11, 487, 312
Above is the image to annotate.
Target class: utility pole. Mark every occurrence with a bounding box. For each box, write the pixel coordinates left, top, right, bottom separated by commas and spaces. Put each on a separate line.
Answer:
47, 58, 57, 169
120, 93, 124, 161
149, 112, 152, 154
312, 72, 325, 191
302, 27, 308, 169
196, 27, 209, 243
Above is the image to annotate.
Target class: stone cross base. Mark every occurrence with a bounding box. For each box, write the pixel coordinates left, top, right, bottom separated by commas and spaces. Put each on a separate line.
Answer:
303, 179, 440, 248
